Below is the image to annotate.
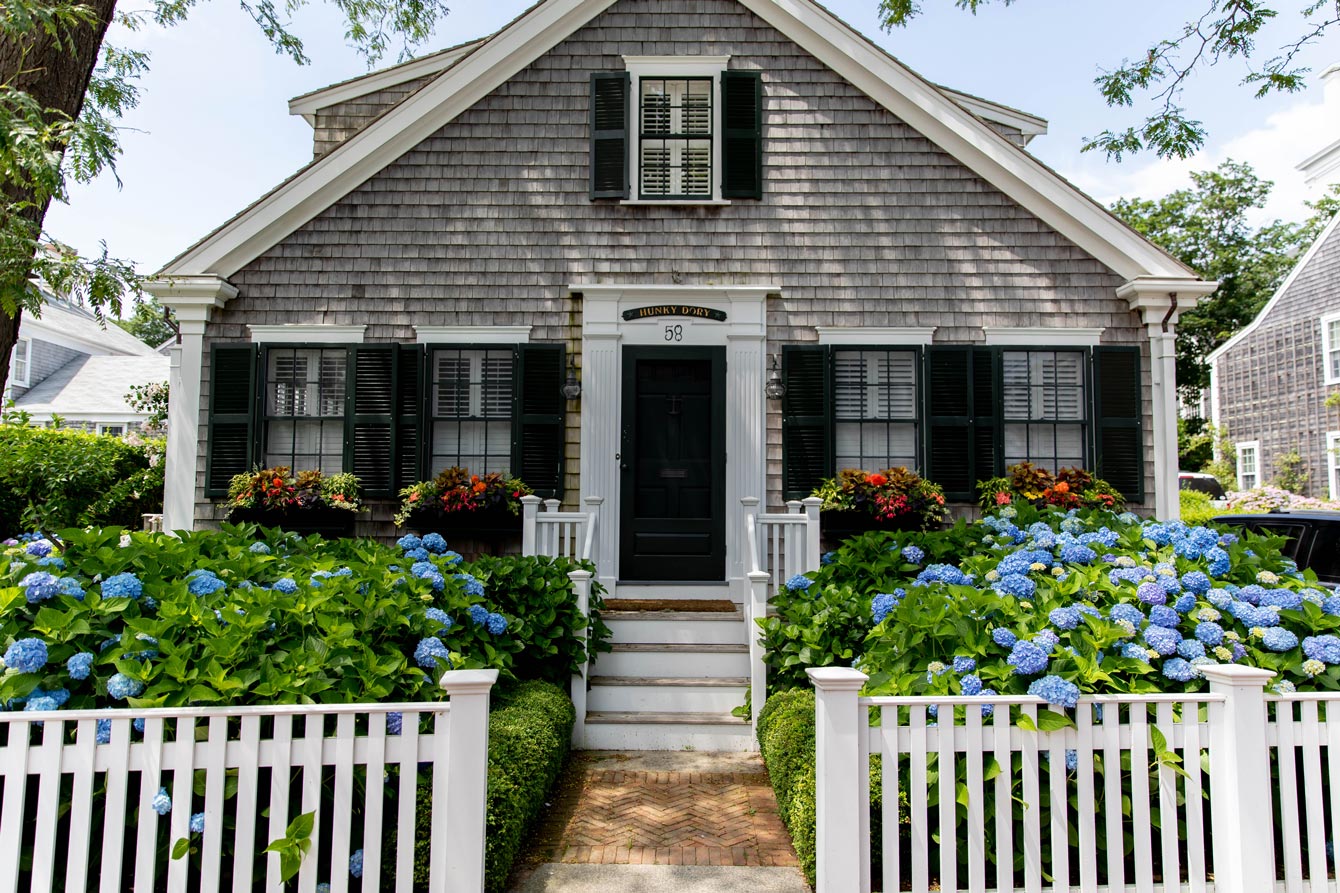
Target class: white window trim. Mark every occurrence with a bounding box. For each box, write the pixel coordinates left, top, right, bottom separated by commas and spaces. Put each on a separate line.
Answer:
816, 326, 936, 345
97, 423, 125, 437
1237, 440, 1261, 491
1322, 312, 1340, 385
622, 55, 731, 206
10, 337, 29, 387
414, 325, 532, 344
982, 327, 1105, 347
247, 324, 366, 344
1328, 431, 1340, 499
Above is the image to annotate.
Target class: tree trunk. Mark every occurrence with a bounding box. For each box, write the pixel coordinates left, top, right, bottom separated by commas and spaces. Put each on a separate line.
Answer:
0, 0, 119, 390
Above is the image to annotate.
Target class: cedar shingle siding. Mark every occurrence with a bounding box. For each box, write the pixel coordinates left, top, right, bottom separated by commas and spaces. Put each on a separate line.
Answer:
194, 0, 1152, 534
1214, 222, 1340, 497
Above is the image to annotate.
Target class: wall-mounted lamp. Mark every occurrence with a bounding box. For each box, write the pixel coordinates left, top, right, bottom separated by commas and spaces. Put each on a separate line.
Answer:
765, 354, 786, 400
562, 355, 583, 400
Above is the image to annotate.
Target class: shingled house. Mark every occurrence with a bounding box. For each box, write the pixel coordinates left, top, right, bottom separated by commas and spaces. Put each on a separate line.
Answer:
149, 0, 1214, 580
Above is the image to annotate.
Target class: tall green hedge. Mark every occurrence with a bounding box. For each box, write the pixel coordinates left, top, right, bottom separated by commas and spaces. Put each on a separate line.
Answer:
757, 688, 885, 886
0, 424, 163, 536
414, 680, 576, 892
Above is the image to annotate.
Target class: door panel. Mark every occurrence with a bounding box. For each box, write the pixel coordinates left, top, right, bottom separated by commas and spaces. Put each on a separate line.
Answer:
620, 347, 726, 580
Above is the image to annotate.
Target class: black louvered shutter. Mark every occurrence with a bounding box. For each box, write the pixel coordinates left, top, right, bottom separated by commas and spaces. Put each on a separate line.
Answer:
1093, 346, 1144, 503
925, 346, 980, 501
721, 70, 763, 199
205, 345, 258, 496
590, 72, 630, 199
394, 345, 423, 489
971, 346, 999, 492
513, 344, 565, 498
782, 345, 831, 500
348, 346, 396, 497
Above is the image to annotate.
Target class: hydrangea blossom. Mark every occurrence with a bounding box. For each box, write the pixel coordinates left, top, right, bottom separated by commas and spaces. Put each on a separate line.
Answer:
785, 574, 813, 591
901, 545, 924, 564
952, 656, 976, 675
1058, 544, 1097, 565
1260, 627, 1299, 652
350, 849, 364, 878
820, 551, 836, 566
441, 551, 463, 566
57, 577, 84, 599
1142, 625, 1181, 656
21, 572, 59, 604
413, 637, 451, 669
914, 564, 974, 587
96, 719, 112, 744
1172, 594, 1198, 614
190, 813, 205, 834
1109, 604, 1144, 627
273, 578, 298, 594
1148, 605, 1181, 629
37, 556, 65, 569
1026, 675, 1079, 708
1303, 635, 1340, 665
425, 608, 454, 634
1136, 583, 1166, 606
1048, 606, 1081, 630
1007, 641, 1049, 675
102, 573, 143, 600
386, 712, 403, 735
3, 638, 48, 673
25, 539, 52, 557
1304, 659, 1327, 677
994, 574, 1036, 599
485, 613, 508, 635
422, 533, 448, 554
455, 574, 485, 597
1181, 571, 1211, 595
152, 788, 172, 816
397, 533, 423, 552
186, 572, 227, 596
991, 628, 1018, 648
1206, 547, 1232, 577
107, 673, 145, 700
404, 548, 430, 562
1176, 640, 1207, 661
249, 542, 271, 555
1162, 659, 1198, 682
1033, 630, 1060, 651
961, 674, 983, 696
871, 591, 903, 624
67, 652, 94, 681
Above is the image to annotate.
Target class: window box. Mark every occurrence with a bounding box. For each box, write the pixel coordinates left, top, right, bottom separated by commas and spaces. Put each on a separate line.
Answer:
400, 505, 523, 538
226, 505, 358, 539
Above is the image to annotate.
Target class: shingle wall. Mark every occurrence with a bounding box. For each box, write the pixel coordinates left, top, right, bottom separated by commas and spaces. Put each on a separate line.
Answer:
1214, 222, 1340, 496
195, 0, 1150, 536
311, 75, 436, 157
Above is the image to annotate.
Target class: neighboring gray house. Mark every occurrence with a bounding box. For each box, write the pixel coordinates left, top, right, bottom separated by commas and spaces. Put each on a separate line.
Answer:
2, 291, 168, 435
149, 0, 1214, 562
1208, 211, 1340, 497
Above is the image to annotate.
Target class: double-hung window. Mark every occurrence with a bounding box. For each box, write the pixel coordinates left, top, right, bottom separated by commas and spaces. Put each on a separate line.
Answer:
1237, 441, 1260, 490
10, 338, 29, 388
782, 343, 1143, 503
205, 342, 566, 499
1322, 312, 1340, 385
589, 59, 763, 201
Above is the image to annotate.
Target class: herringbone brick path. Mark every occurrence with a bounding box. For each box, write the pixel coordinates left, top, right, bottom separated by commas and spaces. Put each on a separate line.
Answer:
527, 755, 798, 869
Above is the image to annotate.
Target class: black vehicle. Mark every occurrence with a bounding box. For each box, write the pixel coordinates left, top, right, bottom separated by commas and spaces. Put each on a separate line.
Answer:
1210, 511, 1340, 586
1179, 471, 1226, 499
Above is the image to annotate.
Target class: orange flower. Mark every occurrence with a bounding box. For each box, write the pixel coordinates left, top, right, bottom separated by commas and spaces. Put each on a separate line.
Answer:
409, 492, 420, 503
1053, 481, 1070, 494
473, 482, 487, 493
867, 473, 887, 487
995, 492, 1012, 505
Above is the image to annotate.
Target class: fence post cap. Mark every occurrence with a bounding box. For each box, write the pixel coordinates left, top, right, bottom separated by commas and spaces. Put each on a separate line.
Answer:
439, 668, 500, 695
800, 496, 824, 506
567, 569, 594, 581
1199, 664, 1275, 687
806, 667, 868, 690
583, 496, 605, 506
740, 496, 761, 506
747, 570, 772, 583
520, 495, 544, 505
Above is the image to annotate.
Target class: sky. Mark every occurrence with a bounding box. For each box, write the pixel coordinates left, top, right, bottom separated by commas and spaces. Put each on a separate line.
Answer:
42, 0, 1340, 278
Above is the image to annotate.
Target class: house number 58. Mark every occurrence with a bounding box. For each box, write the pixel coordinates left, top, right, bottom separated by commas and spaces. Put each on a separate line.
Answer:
664, 324, 684, 342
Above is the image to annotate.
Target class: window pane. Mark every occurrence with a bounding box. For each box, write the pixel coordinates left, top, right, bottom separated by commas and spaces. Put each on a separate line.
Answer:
429, 348, 514, 475
1002, 350, 1085, 421
264, 348, 347, 473
831, 348, 919, 470
639, 77, 712, 198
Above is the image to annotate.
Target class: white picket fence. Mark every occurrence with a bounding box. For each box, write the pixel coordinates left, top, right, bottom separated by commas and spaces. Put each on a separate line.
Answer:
810, 664, 1340, 893
742, 497, 823, 728
0, 668, 498, 893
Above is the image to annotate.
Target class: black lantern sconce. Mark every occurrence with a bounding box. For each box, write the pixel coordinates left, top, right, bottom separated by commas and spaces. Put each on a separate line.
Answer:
562, 355, 582, 400
765, 354, 786, 400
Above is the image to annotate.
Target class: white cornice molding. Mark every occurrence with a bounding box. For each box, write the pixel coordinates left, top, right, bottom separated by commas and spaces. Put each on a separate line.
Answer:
936, 86, 1047, 141
981, 326, 1103, 347
815, 326, 935, 345
160, 0, 1207, 286
622, 55, 731, 76
144, 275, 238, 327
248, 324, 366, 344
287, 39, 486, 118
572, 284, 780, 301
1115, 276, 1221, 328
414, 325, 532, 344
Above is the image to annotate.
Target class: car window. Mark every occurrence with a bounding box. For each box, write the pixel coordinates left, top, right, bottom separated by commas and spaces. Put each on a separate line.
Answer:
1304, 526, 1340, 583
1233, 522, 1306, 562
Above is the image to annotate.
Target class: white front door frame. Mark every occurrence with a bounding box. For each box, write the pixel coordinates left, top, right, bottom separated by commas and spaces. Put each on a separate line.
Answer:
575, 284, 775, 593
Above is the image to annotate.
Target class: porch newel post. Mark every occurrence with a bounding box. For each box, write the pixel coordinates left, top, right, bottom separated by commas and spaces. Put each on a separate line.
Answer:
808, 667, 869, 893
436, 668, 499, 893
146, 276, 237, 534
1201, 664, 1275, 893
567, 569, 593, 747
521, 495, 542, 556
583, 496, 603, 564
802, 496, 823, 572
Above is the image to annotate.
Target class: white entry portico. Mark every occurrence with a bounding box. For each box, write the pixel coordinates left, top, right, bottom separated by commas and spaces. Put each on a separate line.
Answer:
574, 284, 775, 595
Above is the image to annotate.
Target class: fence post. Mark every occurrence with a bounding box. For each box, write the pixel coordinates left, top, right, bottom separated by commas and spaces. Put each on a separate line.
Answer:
437, 668, 499, 893
801, 496, 823, 572
520, 496, 542, 556
748, 570, 771, 731
1202, 664, 1276, 893
808, 667, 869, 893
583, 496, 603, 560
568, 569, 593, 748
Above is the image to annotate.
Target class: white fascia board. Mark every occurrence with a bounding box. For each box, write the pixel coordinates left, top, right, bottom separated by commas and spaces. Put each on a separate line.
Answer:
935, 86, 1048, 139
815, 326, 935, 345
414, 325, 532, 344
287, 40, 486, 118
162, 0, 621, 278
1299, 137, 1340, 187
1207, 210, 1340, 363
981, 326, 1104, 347
573, 284, 780, 301
162, 0, 1201, 289
248, 324, 367, 344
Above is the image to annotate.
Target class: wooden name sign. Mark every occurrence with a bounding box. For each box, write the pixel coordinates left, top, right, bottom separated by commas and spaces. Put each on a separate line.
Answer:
622, 305, 728, 322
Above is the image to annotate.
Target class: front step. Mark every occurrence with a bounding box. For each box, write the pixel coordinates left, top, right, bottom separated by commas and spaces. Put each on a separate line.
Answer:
612, 583, 732, 601
603, 609, 746, 645
596, 643, 750, 677
588, 675, 748, 713
583, 710, 754, 752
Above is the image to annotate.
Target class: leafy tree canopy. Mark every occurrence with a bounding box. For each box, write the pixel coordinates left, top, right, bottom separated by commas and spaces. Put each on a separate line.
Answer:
1110, 159, 1340, 403
879, 0, 1340, 159
115, 294, 176, 347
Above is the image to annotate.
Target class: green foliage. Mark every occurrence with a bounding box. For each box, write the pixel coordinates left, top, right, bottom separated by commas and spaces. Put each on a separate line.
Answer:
1273, 447, 1310, 494
1179, 489, 1220, 526
878, 1, 1339, 160
412, 680, 576, 893
0, 422, 163, 535
261, 811, 316, 882
125, 381, 169, 432
1179, 415, 1215, 471
1112, 161, 1340, 402
469, 554, 610, 684
115, 295, 177, 347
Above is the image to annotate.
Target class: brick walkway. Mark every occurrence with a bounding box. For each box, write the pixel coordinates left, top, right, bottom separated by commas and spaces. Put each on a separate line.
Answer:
524, 753, 798, 871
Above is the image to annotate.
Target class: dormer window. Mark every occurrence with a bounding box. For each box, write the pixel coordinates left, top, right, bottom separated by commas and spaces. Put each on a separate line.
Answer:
589, 57, 762, 203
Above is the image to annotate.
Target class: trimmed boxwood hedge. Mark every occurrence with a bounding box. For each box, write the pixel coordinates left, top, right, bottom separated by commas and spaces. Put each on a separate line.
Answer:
413, 679, 575, 891
757, 688, 885, 886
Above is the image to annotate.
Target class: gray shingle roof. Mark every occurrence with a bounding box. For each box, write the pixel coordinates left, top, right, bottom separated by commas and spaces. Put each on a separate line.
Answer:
13, 355, 169, 417
26, 300, 162, 358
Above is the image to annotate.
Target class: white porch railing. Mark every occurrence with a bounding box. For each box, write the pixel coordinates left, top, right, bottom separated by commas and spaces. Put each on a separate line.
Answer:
520, 494, 602, 747
0, 668, 498, 893
742, 496, 822, 728
807, 664, 1337, 893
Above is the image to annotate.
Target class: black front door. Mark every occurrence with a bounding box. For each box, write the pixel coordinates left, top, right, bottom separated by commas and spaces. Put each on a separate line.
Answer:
619, 346, 726, 581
